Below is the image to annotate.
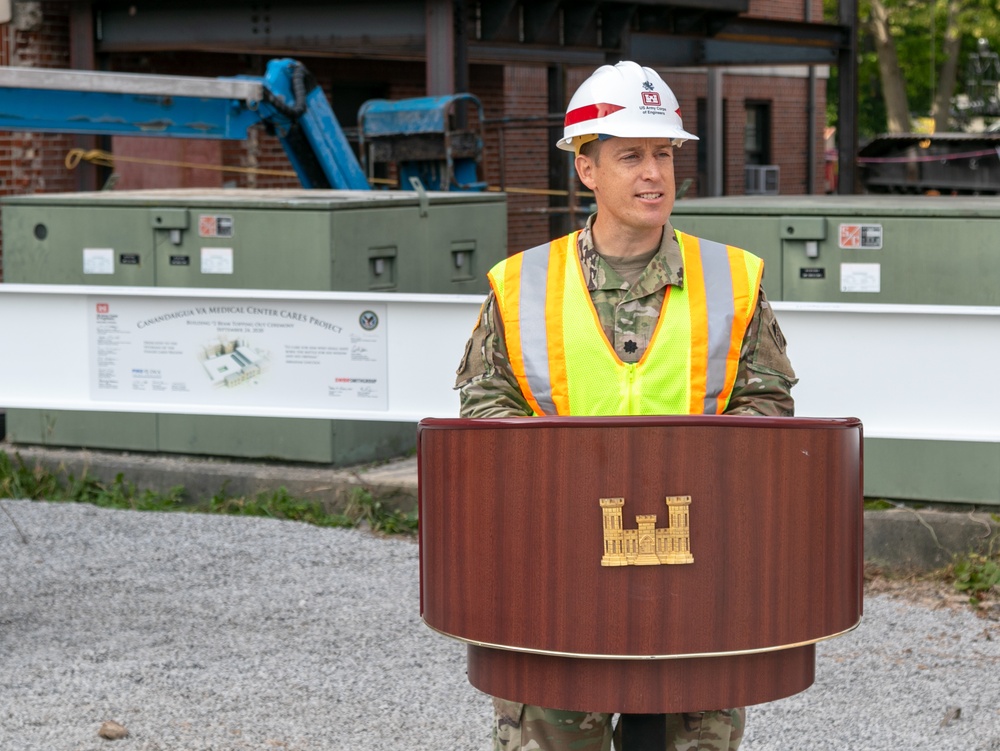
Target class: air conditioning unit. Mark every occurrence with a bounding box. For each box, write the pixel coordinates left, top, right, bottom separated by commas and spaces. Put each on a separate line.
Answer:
745, 165, 780, 195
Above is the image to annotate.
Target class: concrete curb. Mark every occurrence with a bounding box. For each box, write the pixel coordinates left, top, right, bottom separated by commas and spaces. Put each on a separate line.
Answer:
3, 442, 998, 573
1, 442, 418, 513
864, 507, 999, 573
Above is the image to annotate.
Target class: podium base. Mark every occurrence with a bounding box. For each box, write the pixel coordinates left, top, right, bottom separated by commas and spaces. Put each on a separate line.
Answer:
468, 644, 815, 714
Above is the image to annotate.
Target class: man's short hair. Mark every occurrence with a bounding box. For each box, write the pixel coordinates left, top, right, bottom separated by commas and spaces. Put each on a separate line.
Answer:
578, 137, 602, 163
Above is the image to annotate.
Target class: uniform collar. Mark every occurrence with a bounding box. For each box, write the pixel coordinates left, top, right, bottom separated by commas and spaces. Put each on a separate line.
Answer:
576, 213, 685, 293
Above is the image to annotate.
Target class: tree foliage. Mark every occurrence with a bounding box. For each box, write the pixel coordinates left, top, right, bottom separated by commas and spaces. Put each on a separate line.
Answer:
826, 0, 1000, 139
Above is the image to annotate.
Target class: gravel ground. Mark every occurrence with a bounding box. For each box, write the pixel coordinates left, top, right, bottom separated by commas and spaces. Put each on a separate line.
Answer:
1, 499, 998, 751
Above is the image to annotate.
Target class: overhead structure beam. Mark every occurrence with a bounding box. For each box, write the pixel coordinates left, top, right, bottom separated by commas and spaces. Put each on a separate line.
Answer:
93, 1, 848, 70
522, 0, 560, 44
95, 1, 427, 58
712, 17, 848, 50
630, 34, 839, 66
599, 4, 638, 50
477, 0, 519, 41
562, 2, 600, 47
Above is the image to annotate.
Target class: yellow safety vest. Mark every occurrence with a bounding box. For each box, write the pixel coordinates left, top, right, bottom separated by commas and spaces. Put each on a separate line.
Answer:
487, 230, 763, 416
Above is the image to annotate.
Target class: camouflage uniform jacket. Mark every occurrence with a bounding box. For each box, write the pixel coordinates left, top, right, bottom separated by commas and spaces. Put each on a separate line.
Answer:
455, 214, 797, 418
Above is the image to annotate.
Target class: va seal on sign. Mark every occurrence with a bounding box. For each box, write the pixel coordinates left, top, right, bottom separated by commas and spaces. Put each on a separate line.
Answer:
359, 310, 379, 331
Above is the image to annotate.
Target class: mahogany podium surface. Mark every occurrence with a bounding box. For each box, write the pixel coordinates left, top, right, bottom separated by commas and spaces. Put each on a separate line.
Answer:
418, 415, 863, 714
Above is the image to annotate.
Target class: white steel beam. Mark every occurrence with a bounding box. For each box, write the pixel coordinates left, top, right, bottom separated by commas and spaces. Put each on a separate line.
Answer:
2, 286, 998, 441
772, 301, 1000, 443
0, 285, 480, 423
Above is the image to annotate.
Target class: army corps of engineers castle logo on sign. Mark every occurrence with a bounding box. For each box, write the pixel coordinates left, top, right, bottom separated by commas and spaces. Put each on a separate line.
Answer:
599, 496, 694, 566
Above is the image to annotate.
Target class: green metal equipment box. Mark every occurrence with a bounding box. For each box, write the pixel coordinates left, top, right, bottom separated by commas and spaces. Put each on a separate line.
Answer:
672, 195, 1000, 305
1, 188, 507, 464
671, 195, 1000, 505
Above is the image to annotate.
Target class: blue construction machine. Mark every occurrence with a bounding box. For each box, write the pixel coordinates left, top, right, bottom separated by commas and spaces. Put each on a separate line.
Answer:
0, 58, 486, 192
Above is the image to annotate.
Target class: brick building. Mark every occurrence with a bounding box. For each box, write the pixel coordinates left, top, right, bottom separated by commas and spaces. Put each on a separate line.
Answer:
1, 0, 837, 272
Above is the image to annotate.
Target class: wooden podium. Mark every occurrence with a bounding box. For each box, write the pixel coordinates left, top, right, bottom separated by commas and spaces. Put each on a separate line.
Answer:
418, 415, 863, 714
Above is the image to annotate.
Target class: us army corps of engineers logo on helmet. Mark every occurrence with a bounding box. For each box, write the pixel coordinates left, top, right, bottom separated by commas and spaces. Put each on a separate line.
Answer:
599, 495, 694, 567
641, 79, 661, 107
638, 79, 665, 114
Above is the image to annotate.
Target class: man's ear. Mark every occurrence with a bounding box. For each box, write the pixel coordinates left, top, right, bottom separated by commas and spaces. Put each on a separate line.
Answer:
575, 154, 597, 190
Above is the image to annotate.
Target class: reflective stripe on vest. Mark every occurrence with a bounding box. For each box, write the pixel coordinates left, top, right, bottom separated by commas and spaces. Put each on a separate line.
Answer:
488, 230, 763, 416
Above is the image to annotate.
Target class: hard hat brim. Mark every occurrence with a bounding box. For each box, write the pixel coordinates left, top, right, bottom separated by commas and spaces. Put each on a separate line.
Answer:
557, 128, 699, 152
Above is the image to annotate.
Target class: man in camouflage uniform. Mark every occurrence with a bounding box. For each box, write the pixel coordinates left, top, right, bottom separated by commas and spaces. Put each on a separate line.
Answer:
454, 61, 796, 751
457, 211, 795, 419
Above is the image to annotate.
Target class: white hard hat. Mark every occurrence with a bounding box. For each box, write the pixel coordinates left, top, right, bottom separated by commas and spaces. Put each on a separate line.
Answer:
558, 61, 698, 152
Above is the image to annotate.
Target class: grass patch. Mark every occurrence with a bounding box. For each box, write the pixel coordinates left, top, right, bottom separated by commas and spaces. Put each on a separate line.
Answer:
207, 484, 356, 528
0, 450, 417, 535
864, 498, 895, 511
863, 498, 931, 512
0, 450, 64, 500
947, 552, 1000, 607
343, 486, 418, 535
0, 451, 184, 511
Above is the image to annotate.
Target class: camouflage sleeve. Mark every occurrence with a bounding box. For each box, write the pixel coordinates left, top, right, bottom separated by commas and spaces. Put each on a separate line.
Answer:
726, 289, 798, 417
454, 292, 533, 418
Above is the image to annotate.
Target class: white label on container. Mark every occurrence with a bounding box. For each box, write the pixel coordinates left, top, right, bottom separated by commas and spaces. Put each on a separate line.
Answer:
840, 263, 881, 293
82, 248, 115, 275
201, 247, 234, 275
87, 296, 388, 411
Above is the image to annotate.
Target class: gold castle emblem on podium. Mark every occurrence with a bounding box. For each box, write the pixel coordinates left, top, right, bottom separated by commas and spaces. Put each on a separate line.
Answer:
599, 496, 694, 566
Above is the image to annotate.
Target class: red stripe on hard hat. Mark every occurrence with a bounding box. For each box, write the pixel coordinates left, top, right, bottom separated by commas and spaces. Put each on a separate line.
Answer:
564, 102, 626, 127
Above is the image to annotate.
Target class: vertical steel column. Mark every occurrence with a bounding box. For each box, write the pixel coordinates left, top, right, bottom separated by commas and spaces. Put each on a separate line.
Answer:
806, 0, 817, 194
837, 0, 859, 194
548, 64, 568, 238
706, 68, 724, 196
426, 0, 455, 96
69, 0, 100, 192
453, 0, 469, 128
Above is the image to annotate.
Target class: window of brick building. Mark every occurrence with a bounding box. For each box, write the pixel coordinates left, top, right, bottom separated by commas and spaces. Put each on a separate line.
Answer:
744, 102, 772, 165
